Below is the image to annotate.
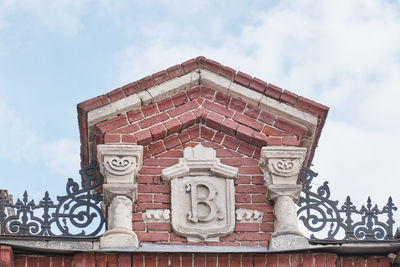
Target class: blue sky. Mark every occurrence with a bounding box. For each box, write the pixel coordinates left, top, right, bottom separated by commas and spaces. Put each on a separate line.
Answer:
1, 0, 400, 233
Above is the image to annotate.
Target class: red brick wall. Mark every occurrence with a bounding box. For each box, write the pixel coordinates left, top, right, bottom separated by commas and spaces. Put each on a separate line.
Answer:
11, 252, 392, 267
92, 85, 307, 247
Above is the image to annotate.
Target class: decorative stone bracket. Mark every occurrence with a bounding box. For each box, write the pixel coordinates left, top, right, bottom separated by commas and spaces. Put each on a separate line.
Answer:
162, 144, 238, 242
97, 145, 143, 248
260, 146, 308, 250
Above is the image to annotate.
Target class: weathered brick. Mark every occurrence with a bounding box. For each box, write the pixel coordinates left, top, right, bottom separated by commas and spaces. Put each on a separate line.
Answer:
137, 232, 169, 241
200, 87, 216, 100
134, 130, 152, 145
164, 135, 181, 149
274, 117, 307, 139
178, 112, 196, 129
168, 100, 199, 117
122, 81, 140, 96
179, 130, 190, 144
222, 135, 240, 150
201, 127, 215, 141
149, 141, 166, 155
221, 157, 242, 166
229, 98, 246, 112
236, 125, 254, 143
238, 142, 255, 157
154, 194, 170, 203
137, 76, 155, 91
164, 118, 182, 135
167, 64, 185, 79
172, 92, 188, 106
202, 58, 221, 73
212, 132, 224, 143
259, 111, 276, 125
104, 134, 120, 144
262, 125, 288, 137
252, 132, 268, 147
214, 92, 230, 106
296, 96, 329, 117
159, 158, 179, 167
138, 185, 171, 194
280, 90, 298, 105
221, 119, 239, 136
267, 136, 282, 146
96, 115, 128, 134
239, 166, 263, 175
110, 123, 140, 134
235, 71, 252, 87
127, 109, 144, 123
238, 232, 270, 241
139, 113, 169, 129
121, 134, 136, 143
249, 77, 267, 93
182, 58, 198, 73
235, 195, 251, 203
203, 100, 234, 118
147, 222, 171, 231
188, 125, 200, 139
152, 70, 169, 85
142, 103, 159, 117
205, 112, 224, 131
244, 104, 260, 119
236, 185, 266, 193
282, 136, 299, 146
260, 223, 274, 232
265, 83, 283, 100
157, 98, 174, 111
77, 95, 109, 112
138, 167, 162, 175
233, 113, 263, 131
188, 86, 200, 100
219, 65, 236, 80
108, 88, 125, 102
149, 124, 167, 141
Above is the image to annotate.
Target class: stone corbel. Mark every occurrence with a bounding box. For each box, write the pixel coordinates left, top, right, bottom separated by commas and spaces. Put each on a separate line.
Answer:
260, 146, 309, 250
97, 145, 143, 248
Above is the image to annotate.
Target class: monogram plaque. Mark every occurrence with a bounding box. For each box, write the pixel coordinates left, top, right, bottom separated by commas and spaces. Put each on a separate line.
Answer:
162, 144, 238, 242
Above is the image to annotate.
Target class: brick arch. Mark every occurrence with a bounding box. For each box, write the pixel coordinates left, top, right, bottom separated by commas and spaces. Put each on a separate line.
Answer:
94, 85, 306, 160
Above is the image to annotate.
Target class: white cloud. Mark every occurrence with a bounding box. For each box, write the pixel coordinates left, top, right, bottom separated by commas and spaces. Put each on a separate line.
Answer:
115, 0, 400, 209
0, 96, 80, 179
0, 0, 91, 35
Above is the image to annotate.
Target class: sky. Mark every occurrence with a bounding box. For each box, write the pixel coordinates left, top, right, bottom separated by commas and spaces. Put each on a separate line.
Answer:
1, 0, 400, 237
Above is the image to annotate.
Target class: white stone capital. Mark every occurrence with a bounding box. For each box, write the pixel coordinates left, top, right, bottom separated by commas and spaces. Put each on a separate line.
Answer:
260, 146, 306, 185
267, 184, 302, 203
97, 145, 143, 184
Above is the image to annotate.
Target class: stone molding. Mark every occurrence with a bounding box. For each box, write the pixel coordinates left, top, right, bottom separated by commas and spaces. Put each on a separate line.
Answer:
260, 146, 307, 185
267, 184, 302, 203
143, 209, 171, 222
235, 209, 263, 223
97, 145, 143, 248
162, 144, 238, 182
162, 144, 238, 242
97, 145, 143, 184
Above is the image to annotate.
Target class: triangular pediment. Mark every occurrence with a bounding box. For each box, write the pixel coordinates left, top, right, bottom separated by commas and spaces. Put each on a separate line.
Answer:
78, 57, 328, 167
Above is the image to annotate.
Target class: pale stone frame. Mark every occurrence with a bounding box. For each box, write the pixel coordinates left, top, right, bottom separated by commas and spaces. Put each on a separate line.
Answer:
162, 144, 239, 242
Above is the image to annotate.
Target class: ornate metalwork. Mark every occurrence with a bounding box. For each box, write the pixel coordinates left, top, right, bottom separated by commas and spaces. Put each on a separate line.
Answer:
297, 167, 397, 240
0, 161, 105, 237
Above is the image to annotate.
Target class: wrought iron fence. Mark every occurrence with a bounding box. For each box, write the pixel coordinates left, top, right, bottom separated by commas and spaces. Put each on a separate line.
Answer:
0, 161, 106, 237
297, 167, 397, 241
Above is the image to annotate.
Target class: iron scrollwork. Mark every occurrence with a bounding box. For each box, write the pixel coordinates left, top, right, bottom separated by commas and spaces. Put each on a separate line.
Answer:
0, 161, 105, 237
297, 167, 397, 240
